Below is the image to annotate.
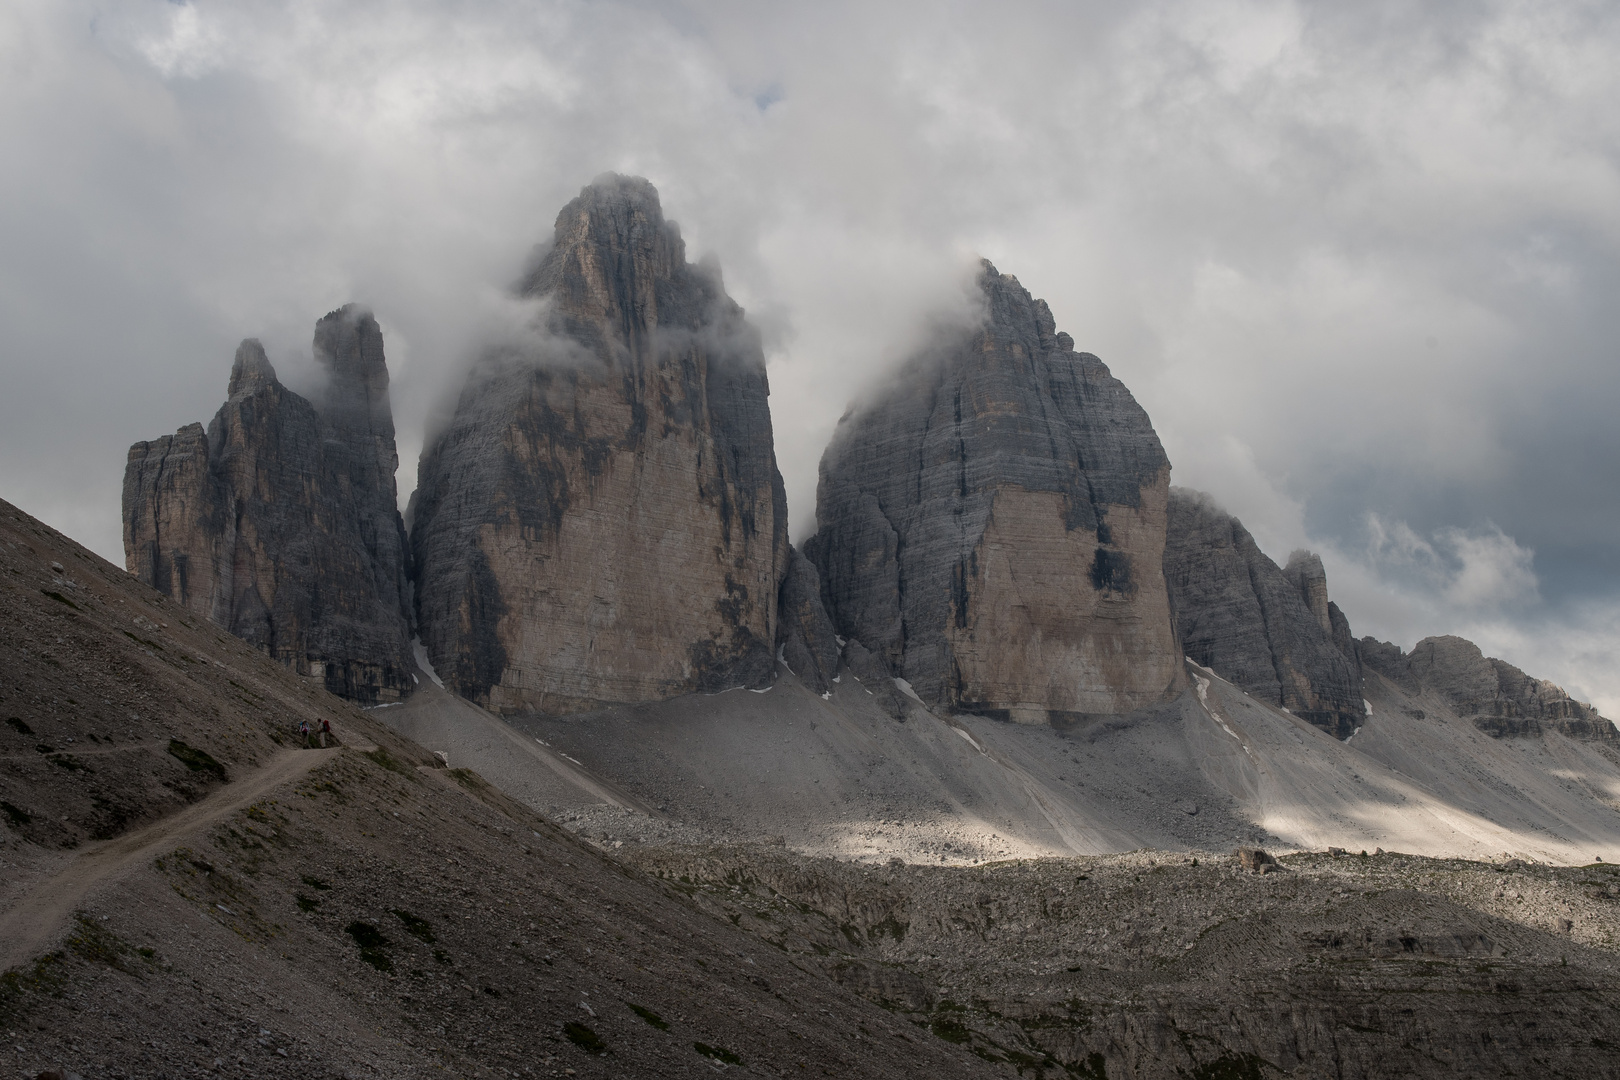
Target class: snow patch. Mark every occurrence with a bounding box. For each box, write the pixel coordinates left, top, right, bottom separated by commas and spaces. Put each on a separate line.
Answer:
411, 638, 444, 689
894, 678, 923, 703
1364, 699, 1373, 716
1189, 665, 1254, 759
952, 727, 984, 753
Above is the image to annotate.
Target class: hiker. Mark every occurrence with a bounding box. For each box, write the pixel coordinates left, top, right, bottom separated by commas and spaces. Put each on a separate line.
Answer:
299, 719, 311, 748
319, 718, 331, 748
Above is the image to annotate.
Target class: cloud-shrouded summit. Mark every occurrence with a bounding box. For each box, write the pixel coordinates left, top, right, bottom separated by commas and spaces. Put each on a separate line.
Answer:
3, 0, 1620, 710
410, 175, 787, 715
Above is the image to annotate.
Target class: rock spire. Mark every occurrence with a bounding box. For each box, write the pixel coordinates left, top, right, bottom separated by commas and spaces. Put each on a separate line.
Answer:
122, 307, 415, 702
805, 260, 1182, 722
410, 175, 788, 714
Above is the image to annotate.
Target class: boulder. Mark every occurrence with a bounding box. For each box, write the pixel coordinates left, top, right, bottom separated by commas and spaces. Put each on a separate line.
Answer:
1236, 847, 1276, 874
410, 175, 788, 714
805, 260, 1182, 722
122, 310, 415, 703
1163, 489, 1364, 738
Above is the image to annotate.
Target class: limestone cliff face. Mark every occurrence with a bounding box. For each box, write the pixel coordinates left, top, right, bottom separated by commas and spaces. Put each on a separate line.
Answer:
776, 546, 841, 695
410, 175, 788, 714
805, 261, 1182, 722
1163, 489, 1364, 738
122, 309, 415, 702
1363, 634, 1616, 740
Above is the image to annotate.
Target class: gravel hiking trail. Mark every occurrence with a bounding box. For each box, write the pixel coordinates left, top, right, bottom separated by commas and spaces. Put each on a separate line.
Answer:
1, 746, 341, 971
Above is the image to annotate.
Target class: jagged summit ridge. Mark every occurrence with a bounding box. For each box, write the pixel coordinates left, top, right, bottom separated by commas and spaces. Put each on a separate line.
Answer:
1362, 633, 1615, 739
1163, 487, 1365, 738
122, 306, 415, 703
806, 260, 1182, 721
410, 175, 788, 714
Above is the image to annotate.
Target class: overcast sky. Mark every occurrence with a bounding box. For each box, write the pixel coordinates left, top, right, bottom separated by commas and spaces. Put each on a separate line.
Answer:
4, 0, 1618, 711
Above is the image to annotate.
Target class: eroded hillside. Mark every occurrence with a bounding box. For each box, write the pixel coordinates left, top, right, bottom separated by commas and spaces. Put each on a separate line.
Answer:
0, 497, 994, 1079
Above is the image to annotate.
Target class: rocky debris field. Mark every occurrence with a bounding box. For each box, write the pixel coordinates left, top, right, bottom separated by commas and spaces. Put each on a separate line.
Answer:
616, 841, 1620, 1079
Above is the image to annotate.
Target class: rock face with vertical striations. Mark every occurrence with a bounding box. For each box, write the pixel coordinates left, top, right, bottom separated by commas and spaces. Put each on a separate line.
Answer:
805, 260, 1182, 723
122, 307, 415, 703
1362, 634, 1616, 740
1163, 488, 1363, 738
776, 546, 841, 695
409, 175, 788, 715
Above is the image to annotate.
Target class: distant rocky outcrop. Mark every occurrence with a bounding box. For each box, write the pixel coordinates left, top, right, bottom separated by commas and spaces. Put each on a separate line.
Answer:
777, 546, 841, 695
806, 260, 1182, 723
1163, 489, 1364, 738
1360, 634, 1616, 740
410, 175, 787, 714
122, 307, 415, 702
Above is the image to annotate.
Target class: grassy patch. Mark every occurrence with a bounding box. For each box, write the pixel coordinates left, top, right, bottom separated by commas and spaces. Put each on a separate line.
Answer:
48, 753, 92, 773
930, 1016, 972, 1044
345, 921, 393, 972
295, 894, 320, 912
66, 915, 142, 974
392, 909, 436, 943
301, 874, 332, 890
1190, 1054, 1271, 1080
694, 1041, 741, 1065
5, 716, 33, 734
0, 953, 66, 1025
364, 747, 410, 776
447, 767, 490, 792
41, 589, 79, 610
628, 1002, 670, 1030
168, 739, 228, 782
1, 801, 31, 827
564, 1021, 607, 1055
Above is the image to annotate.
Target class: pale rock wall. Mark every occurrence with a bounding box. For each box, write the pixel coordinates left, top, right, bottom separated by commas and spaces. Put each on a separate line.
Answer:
410, 175, 787, 714
807, 260, 1182, 722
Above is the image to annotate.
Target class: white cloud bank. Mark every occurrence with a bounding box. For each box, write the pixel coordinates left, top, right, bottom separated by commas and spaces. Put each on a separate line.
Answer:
2, 0, 1618, 709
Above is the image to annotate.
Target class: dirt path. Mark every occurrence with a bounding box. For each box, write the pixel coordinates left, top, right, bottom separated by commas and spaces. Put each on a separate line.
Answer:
0, 747, 339, 971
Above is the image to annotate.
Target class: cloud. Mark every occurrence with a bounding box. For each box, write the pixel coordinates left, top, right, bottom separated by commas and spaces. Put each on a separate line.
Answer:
1364, 515, 1540, 612
1, 0, 1617, 706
